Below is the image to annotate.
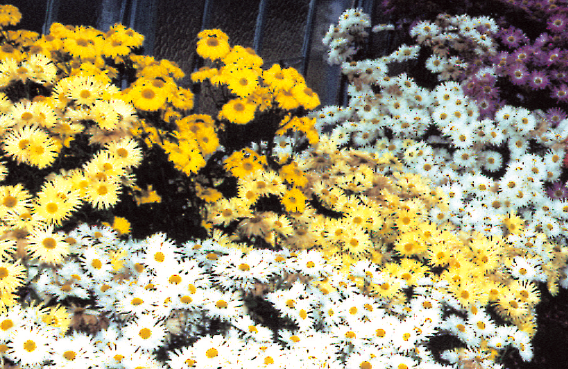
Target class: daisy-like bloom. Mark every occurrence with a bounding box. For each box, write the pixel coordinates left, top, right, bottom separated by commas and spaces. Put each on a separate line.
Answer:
263, 64, 295, 91
196, 29, 231, 60
0, 184, 32, 219
212, 249, 270, 291
6, 325, 54, 367
275, 89, 300, 110
128, 78, 168, 111
80, 246, 114, 282
27, 224, 70, 265
0, 260, 26, 294
62, 26, 104, 59
191, 334, 229, 368
507, 63, 530, 85
114, 284, 159, 317
528, 70, 550, 90
0, 5, 21, 27
225, 67, 260, 97
547, 13, 568, 33
104, 138, 143, 168
32, 185, 81, 226
499, 27, 527, 48
122, 313, 167, 352
84, 178, 121, 210
2, 125, 60, 169
64, 75, 109, 105
218, 98, 257, 124
203, 289, 245, 321
50, 331, 96, 368
550, 83, 568, 102
281, 187, 308, 213
292, 84, 320, 110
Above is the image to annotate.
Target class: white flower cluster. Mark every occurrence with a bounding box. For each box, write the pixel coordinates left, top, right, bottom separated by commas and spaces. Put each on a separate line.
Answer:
14, 224, 533, 368
314, 11, 568, 246
322, 8, 371, 65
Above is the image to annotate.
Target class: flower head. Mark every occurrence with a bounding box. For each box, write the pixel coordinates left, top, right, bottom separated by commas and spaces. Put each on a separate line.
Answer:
196, 29, 231, 60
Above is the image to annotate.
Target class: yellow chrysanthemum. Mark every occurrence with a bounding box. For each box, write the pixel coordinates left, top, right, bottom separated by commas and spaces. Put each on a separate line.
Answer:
0, 260, 26, 294
112, 216, 131, 235
225, 68, 260, 97
0, 184, 32, 218
224, 149, 266, 179
292, 84, 320, 110
171, 87, 195, 111
281, 187, 307, 213
84, 179, 121, 210
2, 125, 60, 169
32, 180, 82, 226
62, 26, 104, 59
163, 138, 206, 175
27, 225, 70, 265
218, 98, 256, 124
0, 5, 22, 27
275, 89, 300, 110
129, 79, 168, 111
263, 64, 295, 92
104, 138, 143, 168
279, 162, 309, 188
196, 29, 231, 60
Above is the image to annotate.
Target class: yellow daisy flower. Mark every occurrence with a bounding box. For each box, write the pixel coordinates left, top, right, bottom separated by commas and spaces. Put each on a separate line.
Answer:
292, 84, 320, 110
32, 183, 81, 226
275, 89, 300, 110
0, 5, 22, 27
0, 260, 26, 294
129, 79, 168, 111
262, 64, 295, 91
27, 225, 70, 265
2, 125, 60, 169
196, 29, 231, 60
62, 26, 104, 59
225, 68, 260, 97
0, 184, 32, 218
218, 98, 256, 124
104, 138, 143, 168
281, 187, 307, 213
84, 178, 121, 210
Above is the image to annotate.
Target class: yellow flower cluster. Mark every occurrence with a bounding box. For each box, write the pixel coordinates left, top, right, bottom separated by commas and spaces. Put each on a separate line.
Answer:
192, 29, 320, 130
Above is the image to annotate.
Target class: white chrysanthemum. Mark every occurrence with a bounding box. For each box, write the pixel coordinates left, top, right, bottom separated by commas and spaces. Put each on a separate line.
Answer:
142, 237, 180, 273
293, 249, 333, 278
191, 334, 229, 368
167, 346, 197, 369
507, 256, 546, 282
50, 332, 96, 368
115, 284, 160, 317
7, 325, 53, 367
202, 289, 245, 321
80, 246, 113, 281
481, 150, 503, 172
122, 313, 167, 352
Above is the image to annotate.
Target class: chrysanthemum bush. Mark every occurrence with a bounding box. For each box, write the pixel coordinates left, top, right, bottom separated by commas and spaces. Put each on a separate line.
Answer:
1, 2, 568, 369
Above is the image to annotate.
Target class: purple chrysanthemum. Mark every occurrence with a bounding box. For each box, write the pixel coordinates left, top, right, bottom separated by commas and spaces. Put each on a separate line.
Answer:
499, 27, 528, 48
534, 32, 551, 48
476, 96, 500, 119
547, 13, 568, 33
550, 84, 568, 102
546, 181, 568, 200
512, 46, 534, 64
507, 63, 530, 85
545, 107, 567, 127
528, 70, 550, 89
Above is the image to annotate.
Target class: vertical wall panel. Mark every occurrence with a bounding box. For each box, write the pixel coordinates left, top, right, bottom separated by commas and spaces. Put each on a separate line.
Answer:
153, 0, 206, 87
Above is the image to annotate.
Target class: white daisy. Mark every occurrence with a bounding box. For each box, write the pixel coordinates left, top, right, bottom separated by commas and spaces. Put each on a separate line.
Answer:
191, 334, 229, 368
167, 345, 197, 369
50, 332, 96, 368
122, 313, 167, 352
7, 325, 53, 367
203, 289, 245, 321
80, 246, 113, 282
